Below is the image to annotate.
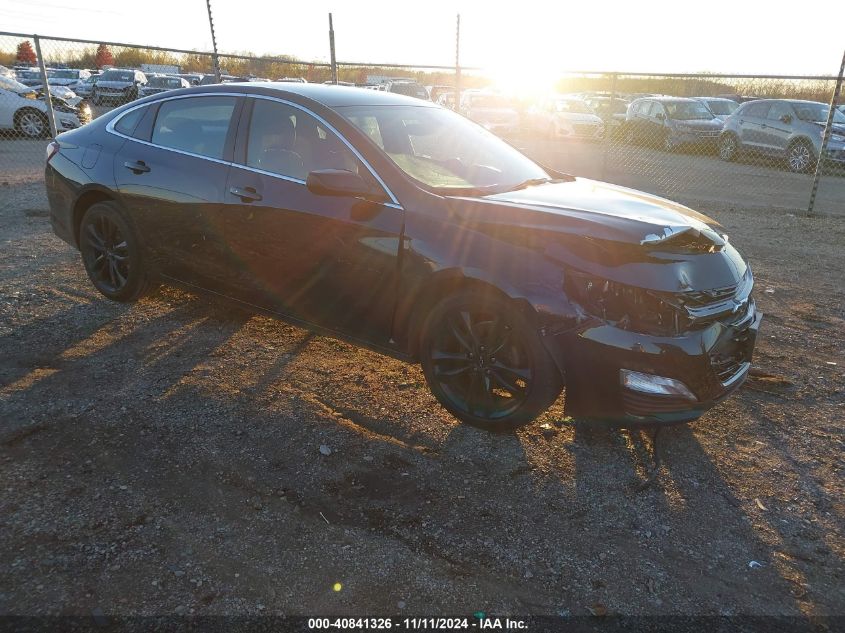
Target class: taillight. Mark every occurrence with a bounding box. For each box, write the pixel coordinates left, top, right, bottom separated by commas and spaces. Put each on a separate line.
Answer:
46, 141, 59, 163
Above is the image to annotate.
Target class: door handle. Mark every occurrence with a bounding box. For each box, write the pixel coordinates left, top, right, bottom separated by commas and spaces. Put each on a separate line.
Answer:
123, 160, 150, 174
229, 186, 262, 202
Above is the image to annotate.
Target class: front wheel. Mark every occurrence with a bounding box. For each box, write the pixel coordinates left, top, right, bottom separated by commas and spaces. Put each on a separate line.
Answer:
419, 290, 563, 431
79, 202, 153, 302
719, 134, 739, 161
15, 109, 49, 138
786, 140, 816, 174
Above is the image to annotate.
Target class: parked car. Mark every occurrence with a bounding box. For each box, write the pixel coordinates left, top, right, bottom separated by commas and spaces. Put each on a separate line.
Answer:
383, 80, 430, 100
48, 68, 92, 87
140, 75, 191, 97
0, 75, 84, 138
692, 97, 739, 122
460, 92, 520, 136
15, 68, 43, 87
91, 69, 147, 105
583, 96, 629, 137
624, 97, 722, 151
44, 83, 760, 429
178, 73, 204, 86
73, 73, 99, 98
528, 96, 605, 140
0, 65, 17, 79
719, 99, 845, 173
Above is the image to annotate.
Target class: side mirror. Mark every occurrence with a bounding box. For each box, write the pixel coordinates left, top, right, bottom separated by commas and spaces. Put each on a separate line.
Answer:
656, 112, 666, 121
306, 169, 388, 203
780, 114, 792, 124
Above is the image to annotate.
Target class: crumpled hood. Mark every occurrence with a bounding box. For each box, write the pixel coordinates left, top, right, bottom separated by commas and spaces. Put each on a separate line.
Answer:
480, 177, 720, 245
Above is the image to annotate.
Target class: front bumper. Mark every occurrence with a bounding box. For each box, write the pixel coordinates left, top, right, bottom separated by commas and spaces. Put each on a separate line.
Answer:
822, 142, 845, 166
541, 302, 762, 426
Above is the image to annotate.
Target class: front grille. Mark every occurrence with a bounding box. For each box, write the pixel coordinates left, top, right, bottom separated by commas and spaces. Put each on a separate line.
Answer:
683, 284, 737, 305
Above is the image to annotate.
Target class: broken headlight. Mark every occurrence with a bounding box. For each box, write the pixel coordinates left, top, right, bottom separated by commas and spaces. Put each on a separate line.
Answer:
565, 269, 681, 336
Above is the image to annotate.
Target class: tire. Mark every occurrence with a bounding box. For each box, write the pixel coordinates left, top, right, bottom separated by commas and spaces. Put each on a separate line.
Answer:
719, 133, 739, 162
78, 202, 153, 302
786, 140, 816, 174
91, 89, 101, 106
15, 109, 49, 139
419, 289, 563, 431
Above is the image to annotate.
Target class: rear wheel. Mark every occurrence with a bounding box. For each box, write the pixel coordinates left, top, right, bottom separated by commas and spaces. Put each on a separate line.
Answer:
719, 133, 739, 161
419, 290, 562, 431
786, 140, 816, 173
15, 109, 49, 139
79, 202, 152, 302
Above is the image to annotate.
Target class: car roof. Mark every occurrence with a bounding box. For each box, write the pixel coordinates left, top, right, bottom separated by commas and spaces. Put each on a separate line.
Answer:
184, 81, 439, 107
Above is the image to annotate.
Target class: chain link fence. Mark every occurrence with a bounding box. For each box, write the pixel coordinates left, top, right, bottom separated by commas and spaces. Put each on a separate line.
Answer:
1, 31, 843, 216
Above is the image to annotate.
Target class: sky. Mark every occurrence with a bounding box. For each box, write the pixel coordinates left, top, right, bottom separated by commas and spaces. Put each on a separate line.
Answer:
3, 0, 843, 80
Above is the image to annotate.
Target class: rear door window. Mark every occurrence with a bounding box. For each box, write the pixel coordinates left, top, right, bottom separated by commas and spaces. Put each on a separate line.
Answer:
151, 96, 237, 160
743, 102, 771, 119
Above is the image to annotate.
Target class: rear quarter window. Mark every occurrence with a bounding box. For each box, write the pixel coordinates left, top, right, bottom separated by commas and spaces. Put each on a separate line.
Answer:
113, 107, 145, 136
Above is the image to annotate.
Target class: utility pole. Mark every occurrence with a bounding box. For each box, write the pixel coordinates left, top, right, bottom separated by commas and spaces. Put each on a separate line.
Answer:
205, 0, 222, 82
807, 48, 845, 216
33, 35, 57, 138
329, 13, 338, 85
454, 14, 461, 112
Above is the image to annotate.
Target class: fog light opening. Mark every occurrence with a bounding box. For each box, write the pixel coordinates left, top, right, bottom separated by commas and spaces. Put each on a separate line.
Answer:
620, 369, 697, 401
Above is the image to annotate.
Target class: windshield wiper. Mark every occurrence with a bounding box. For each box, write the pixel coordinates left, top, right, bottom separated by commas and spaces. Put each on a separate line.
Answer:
505, 177, 556, 192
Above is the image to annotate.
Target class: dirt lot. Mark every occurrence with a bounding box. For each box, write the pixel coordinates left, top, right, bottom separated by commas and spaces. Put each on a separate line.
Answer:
0, 178, 843, 622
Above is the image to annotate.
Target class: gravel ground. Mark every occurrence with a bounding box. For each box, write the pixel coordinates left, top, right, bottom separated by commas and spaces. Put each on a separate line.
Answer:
0, 179, 843, 621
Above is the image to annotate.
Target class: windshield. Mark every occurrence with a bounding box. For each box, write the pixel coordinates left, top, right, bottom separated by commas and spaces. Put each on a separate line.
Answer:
100, 70, 134, 82
49, 70, 78, 79
555, 99, 592, 114
705, 100, 738, 116
339, 104, 548, 194
0, 75, 34, 93
665, 101, 714, 120
794, 102, 845, 124
17, 71, 40, 80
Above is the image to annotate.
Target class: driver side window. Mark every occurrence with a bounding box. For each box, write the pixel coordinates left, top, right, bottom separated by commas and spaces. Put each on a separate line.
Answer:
245, 99, 361, 181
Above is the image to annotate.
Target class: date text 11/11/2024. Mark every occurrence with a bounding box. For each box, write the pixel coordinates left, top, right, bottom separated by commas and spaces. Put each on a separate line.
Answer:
307, 617, 528, 629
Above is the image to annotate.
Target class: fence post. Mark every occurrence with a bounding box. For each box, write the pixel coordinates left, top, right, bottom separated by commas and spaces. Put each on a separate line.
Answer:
33, 35, 57, 139
329, 13, 338, 85
454, 14, 461, 112
205, 0, 222, 82
807, 48, 845, 217
601, 72, 618, 182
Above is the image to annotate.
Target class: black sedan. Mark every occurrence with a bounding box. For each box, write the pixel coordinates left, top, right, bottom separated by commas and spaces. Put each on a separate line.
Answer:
45, 83, 760, 430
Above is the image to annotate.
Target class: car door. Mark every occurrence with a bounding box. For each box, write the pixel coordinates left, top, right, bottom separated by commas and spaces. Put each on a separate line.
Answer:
736, 101, 771, 150
113, 94, 241, 287
633, 100, 653, 141
219, 96, 404, 345
761, 101, 795, 155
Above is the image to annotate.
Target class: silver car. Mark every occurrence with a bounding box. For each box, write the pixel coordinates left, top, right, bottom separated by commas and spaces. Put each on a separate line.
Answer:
719, 99, 845, 173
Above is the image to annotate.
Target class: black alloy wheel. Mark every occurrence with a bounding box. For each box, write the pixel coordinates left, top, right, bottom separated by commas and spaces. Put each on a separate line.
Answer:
79, 202, 152, 302
420, 291, 562, 430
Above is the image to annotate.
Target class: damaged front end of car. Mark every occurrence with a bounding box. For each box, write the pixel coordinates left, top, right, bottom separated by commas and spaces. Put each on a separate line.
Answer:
540, 224, 761, 426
